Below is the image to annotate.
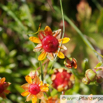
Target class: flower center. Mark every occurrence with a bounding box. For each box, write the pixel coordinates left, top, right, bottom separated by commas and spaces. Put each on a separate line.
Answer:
29, 84, 40, 95
53, 71, 71, 88
42, 35, 59, 53
0, 84, 4, 94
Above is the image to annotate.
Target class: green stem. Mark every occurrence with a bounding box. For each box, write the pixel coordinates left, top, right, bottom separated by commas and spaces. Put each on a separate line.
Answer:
54, 7, 102, 61
60, 0, 65, 39
64, 15, 102, 62
40, 61, 43, 81
54, 6, 102, 62
53, 0, 65, 61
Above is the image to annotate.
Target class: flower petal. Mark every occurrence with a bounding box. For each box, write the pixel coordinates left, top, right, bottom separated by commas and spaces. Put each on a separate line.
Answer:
32, 76, 40, 84
36, 92, 44, 99
57, 51, 65, 59
40, 85, 49, 92
39, 81, 43, 86
29, 37, 41, 43
25, 76, 32, 84
33, 44, 42, 52
38, 51, 47, 61
53, 29, 61, 39
21, 91, 29, 96
38, 31, 45, 40
0, 93, 6, 98
32, 95, 37, 103
44, 26, 52, 35
60, 45, 67, 51
26, 93, 34, 101
47, 53, 54, 60
59, 37, 70, 43
4, 90, 10, 94
21, 83, 30, 90
0, 77, 5, 84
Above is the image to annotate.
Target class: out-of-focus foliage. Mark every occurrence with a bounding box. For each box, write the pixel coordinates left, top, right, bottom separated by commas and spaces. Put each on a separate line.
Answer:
0, 0, 103, 103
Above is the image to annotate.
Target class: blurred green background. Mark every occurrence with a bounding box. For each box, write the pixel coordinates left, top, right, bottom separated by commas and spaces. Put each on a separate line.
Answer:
0, 0, 103, 103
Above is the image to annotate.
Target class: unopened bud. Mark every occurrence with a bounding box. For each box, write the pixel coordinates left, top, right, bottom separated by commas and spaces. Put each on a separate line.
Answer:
82, 77, 90, 84
85, 69, 97, 82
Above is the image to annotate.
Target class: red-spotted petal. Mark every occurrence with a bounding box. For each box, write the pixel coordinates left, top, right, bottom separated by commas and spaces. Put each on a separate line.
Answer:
21, 83, 29, 90
33, 44, 42, 52
53, 29, 61, 39
36, 92, 44, 99
26, 93, 34, 101
32, 76, 40, 84
47, 53, 54, 60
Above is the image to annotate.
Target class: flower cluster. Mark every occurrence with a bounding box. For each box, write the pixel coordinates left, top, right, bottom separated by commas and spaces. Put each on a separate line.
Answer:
21, 75, 49, 103
82, 67, 103, 84
29, 26, 70, 61
20, 26, 76, 103
0, 77, 11, 98
51, 68, 75, 92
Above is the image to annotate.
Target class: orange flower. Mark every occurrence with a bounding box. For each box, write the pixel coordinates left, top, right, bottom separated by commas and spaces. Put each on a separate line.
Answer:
51, 68, 75, 92
29, 26, 70, 61
0, 77, 11, 98
21, 75, 49, 103
41, 95, 60, 103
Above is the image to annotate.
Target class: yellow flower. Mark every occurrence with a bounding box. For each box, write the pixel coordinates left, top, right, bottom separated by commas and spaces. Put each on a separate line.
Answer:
21, 75, 49, 103
29, 26, 70, 61
0, 77, 11, 98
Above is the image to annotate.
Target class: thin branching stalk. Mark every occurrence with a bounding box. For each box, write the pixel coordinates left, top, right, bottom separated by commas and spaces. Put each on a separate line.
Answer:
54, 6, 102, 62
50, 0, 65, 70
60, 0, 65, 39
64, 15, 102, 62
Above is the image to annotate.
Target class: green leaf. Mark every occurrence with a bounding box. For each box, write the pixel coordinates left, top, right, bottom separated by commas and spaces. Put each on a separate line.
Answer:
82, 58, 89, 71
9, 50, 17, 57
21, 4, 36, 31
0, 4, 26, 31
15, 84, 24, 93
94, 62, 102, 68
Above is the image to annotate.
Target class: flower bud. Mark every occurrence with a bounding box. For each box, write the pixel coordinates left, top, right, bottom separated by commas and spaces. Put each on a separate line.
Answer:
85, 69, 97, 82
93, 67, 103, 83
97, 76, 103, 83
82, 77, 90, 84
64, 57, 77, 69
51, 68, 75, 92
